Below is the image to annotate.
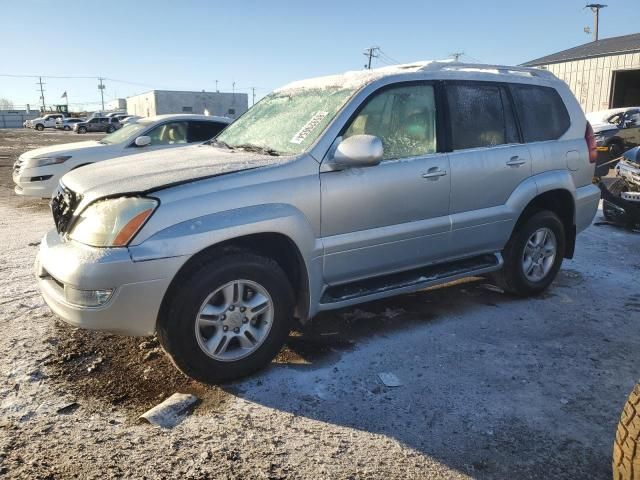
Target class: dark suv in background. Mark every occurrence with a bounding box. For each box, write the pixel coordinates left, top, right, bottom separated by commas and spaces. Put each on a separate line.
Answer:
74, 116, 121, 134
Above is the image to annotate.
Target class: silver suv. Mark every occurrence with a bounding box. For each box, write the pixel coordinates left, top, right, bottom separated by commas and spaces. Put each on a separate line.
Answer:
35, 62, 601, 383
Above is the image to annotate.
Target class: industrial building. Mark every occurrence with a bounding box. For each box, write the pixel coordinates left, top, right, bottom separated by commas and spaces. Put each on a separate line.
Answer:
523, 33, 640, 113
106, 98, 127, 112
126, 90, 248, 119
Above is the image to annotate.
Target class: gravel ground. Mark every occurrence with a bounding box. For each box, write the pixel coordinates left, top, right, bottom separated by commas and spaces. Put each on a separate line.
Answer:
0, 128, 638, 479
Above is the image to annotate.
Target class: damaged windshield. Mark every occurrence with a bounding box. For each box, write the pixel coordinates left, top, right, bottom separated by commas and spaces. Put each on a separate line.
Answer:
215, 87, 356, 156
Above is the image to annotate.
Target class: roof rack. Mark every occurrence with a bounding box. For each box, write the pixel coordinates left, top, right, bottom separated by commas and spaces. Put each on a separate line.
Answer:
418, 61, 556, 79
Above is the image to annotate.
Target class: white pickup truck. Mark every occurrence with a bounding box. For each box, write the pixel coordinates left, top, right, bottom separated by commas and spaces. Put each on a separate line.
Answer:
31, 114, 66, 131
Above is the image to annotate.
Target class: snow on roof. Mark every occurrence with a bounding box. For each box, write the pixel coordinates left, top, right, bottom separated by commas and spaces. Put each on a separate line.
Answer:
275, 60, 553, 93
275, 61, 435, 92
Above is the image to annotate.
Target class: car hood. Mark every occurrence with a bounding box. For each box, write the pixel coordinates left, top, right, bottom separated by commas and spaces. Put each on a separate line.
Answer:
21, 141, 104, 160
591, 122, 619, 134
60, 144, 291, 200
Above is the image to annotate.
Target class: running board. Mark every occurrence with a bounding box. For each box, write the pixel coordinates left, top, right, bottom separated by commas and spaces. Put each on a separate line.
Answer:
318, 253, 503, 311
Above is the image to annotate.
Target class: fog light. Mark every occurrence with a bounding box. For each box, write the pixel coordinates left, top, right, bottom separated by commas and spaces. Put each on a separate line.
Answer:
64, 286, 113, 307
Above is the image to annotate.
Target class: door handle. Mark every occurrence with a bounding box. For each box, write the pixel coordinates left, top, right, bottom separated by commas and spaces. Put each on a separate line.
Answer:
506, 156, 527, 167
422, 168, 447, 179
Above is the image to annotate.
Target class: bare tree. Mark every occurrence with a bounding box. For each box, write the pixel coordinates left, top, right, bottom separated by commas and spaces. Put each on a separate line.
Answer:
0, 98, 14, 110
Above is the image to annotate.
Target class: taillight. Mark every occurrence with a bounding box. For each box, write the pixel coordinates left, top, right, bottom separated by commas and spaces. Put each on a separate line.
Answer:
585, 122, 597, 164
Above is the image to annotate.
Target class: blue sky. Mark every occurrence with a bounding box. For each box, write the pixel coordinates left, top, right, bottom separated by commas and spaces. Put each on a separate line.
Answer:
1, 0, 638, 111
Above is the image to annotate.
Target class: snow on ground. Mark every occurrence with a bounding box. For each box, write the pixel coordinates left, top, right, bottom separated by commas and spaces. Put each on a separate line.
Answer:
0, 128, 639, 479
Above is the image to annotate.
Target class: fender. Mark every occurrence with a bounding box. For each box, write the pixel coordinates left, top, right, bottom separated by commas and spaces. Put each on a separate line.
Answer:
128, 203, 324, 319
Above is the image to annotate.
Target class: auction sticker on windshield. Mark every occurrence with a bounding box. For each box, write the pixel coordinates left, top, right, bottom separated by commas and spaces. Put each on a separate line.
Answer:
290, 111, 329, 144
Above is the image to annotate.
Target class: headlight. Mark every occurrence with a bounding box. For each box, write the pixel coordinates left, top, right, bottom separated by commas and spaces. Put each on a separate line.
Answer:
29, 156, 72, 167
69, 197, 158, 247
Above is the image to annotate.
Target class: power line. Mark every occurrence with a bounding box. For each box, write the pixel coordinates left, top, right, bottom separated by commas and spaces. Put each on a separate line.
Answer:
378, 50, 402, 65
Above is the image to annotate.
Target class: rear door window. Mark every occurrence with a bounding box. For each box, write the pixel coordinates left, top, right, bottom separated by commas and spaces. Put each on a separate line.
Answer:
509, 84, 570, 142
446, 83, 519, 150
188, 121, 228, 142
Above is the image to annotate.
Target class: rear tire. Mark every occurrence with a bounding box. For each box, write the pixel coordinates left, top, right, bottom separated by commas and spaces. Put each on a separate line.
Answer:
613, 382, 640, 480
106, 125, 115, 133
157, 252, 294, 384
493, 210, 565, 296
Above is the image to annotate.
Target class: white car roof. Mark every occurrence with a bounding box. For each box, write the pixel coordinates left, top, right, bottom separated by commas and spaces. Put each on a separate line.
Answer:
141, 114, 232, 124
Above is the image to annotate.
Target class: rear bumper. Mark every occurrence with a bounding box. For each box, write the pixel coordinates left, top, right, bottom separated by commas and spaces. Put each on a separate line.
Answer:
575, 183, 601, 233
35, 229, 187, 336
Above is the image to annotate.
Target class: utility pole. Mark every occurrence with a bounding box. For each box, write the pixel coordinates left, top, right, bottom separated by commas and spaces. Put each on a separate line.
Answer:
363, 46, 380, 69
585, 4, 607, 41
37, 76, 46, 111
97, 77, 106, 112
215, 80, 219, 92
450, 52, 464, 62
251, 87, 256, 106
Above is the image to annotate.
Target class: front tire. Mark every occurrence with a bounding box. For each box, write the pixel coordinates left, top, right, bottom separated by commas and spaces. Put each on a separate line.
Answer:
35, 124, 44, 131
613, 382, 640, 480
494, 210, 565, 296
63, 125, 71, 131
158, 252, 294, 384
77, 126, 87, 134
106, 125, 115, 133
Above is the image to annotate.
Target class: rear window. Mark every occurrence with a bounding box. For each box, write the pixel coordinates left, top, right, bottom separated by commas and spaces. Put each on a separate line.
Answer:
446, 83, 519, 150
509, 85, 570, 142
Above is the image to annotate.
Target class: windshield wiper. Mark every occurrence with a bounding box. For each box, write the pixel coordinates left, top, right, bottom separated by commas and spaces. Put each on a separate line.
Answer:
208, 139, 232, 149
232, 143, 281, 156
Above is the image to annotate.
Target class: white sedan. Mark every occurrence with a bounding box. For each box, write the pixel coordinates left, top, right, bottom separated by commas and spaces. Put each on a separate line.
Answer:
13, 114, 231, 198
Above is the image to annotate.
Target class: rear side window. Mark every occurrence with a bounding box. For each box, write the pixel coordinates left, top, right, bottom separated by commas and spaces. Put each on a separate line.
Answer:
510, 85, 570, 142
446, 83, 519, 150
188, 121, 227, 142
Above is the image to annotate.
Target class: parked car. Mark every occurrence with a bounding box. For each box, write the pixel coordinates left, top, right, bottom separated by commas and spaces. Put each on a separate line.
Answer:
55, 118, 85, 131
32, 114, 66, 131
586, 107, 640, 174
119, 115, 142, 125
73, 117, 121, 134
34, 62, 600, 383
599, 146, 640, 228
13, 114, 231, 198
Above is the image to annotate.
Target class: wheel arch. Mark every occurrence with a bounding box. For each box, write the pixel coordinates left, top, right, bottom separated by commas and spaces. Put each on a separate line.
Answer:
158, 231, 311, 327
513, 188, 576, 258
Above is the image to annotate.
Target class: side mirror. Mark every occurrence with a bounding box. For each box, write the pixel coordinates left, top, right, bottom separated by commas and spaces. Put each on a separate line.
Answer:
331, 134, 383, 169
134, 136, 151, 147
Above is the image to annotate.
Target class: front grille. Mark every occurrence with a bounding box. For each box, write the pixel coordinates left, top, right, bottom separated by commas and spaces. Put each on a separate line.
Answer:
50, 184, 81, 234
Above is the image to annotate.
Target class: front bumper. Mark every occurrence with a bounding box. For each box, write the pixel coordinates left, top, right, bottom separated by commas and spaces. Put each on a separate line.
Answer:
35, 229, 187, 336
13, 167, 59, 198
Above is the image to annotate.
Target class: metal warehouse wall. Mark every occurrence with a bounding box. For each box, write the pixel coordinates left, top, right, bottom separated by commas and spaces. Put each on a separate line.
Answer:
125, 91, 248, 119
540, 51, 640, 113
0, 111, 39, 128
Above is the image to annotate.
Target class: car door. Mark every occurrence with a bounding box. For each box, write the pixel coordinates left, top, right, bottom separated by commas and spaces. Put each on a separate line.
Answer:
320, 83, 451, 285
445, 82, 531, 257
